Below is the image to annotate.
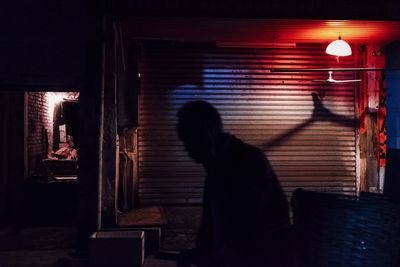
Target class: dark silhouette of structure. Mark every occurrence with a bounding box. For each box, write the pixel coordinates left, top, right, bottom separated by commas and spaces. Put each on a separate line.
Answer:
176, 101, 295, 267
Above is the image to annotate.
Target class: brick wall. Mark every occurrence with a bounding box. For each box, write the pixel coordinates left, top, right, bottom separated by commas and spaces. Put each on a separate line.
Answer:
27, 92, 54, 176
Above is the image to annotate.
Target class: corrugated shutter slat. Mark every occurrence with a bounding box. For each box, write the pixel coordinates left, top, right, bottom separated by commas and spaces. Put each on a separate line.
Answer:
138, 44, 356, 205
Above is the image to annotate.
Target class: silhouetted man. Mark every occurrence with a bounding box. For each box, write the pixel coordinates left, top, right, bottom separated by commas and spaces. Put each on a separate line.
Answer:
176, 101, 294, 267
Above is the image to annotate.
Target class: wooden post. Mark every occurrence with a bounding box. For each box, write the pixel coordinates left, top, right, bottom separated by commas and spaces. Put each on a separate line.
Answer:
100, 17, 118, 227
0, 92, 8, 223
76, 1, 105, 252
357, 44, 382, 192
6, 92, 25, 225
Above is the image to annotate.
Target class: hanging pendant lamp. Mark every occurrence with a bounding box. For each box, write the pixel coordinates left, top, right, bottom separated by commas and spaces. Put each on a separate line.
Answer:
325, 35, 352, 57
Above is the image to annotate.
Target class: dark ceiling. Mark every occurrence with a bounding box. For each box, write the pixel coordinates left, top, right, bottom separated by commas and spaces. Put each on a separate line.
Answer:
121, 18, 400, 46
112, 0, 400, 20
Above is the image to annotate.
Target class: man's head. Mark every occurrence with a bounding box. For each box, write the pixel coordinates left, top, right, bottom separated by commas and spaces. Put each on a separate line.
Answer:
177, 101, 223, 164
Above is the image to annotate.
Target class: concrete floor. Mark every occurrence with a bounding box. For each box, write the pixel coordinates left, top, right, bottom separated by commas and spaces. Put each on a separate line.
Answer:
161, 207, 201, 251
0, 249, 84, 267
0, 207, 202, 267
0, 250, 177, 267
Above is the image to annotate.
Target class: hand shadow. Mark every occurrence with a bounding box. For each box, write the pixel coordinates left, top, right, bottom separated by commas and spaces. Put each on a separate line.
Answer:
262, 92, 359, 151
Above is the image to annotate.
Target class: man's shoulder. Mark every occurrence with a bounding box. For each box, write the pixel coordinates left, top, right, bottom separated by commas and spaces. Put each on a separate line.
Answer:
230, 137, 277, 181
232, 137, 265, 161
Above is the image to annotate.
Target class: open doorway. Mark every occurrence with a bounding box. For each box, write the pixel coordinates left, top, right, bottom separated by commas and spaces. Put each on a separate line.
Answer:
24, 92, 80, 227
27, 92, 80, 180
0, 91, 80, 252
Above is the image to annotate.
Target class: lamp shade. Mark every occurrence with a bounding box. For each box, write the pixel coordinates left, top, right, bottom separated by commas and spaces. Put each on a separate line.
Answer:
325, 37, 352, 57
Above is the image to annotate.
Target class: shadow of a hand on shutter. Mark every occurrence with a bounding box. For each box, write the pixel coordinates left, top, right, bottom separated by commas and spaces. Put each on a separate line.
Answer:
262, 92, 358, 151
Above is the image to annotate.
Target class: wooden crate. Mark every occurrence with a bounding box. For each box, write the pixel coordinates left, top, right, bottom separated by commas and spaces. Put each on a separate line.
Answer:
89, 230, 144, 267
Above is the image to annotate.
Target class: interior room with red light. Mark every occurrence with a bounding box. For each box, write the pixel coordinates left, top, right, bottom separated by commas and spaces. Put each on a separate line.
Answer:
1, 1, 400, 266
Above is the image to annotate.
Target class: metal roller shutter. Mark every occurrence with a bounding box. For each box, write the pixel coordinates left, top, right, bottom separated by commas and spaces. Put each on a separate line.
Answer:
138, 43, 357, 205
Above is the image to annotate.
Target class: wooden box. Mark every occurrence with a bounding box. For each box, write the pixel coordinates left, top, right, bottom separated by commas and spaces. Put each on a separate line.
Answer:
89, 230, 144, 267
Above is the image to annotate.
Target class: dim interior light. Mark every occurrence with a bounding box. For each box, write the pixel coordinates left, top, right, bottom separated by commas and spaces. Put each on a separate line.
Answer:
325, 36, 352, 57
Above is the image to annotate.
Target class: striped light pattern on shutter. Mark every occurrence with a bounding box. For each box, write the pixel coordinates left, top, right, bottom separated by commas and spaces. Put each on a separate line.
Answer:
138, 43, 357, 205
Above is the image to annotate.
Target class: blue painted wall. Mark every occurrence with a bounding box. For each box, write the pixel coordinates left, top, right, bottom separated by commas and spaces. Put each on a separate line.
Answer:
383, 41, 400, 199
386, 70, 400, 149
